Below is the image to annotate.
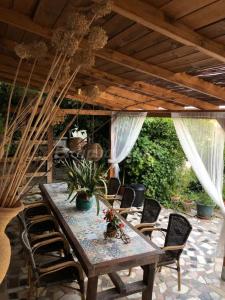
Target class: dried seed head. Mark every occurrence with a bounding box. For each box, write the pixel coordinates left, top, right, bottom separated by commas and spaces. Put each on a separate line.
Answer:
15, 43, 31, 59
82, 85, 100, 99
87, 26, 108, 50
66, 12, 90, 36
51, 63, 71, 87
72, 49, 95, 69
51, 27, 79, 56
92, 0, 113, 18
29, 41, 48, 59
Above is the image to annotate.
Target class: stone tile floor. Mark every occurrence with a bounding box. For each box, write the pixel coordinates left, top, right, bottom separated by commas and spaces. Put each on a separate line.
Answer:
1, 194, 225, 300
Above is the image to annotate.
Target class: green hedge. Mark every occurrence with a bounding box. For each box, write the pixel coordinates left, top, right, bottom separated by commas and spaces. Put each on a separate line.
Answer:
124, 118, 185, 204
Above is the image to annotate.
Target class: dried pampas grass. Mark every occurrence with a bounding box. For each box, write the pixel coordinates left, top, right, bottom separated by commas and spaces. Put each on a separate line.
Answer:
72, 49, 95, 69
82, 85, 100, 99
91, 0, 113, 18
87, 26, 108, 50
28, 41, 48, 59
51, 28, 79, 56
66, 12, 90, 36
15, 44, 31, 59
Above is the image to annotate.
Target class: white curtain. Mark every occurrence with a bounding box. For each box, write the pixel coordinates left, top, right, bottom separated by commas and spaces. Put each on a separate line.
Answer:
109, 112, 147, 177
172, 112, 225, 213
172, 112, 225, 265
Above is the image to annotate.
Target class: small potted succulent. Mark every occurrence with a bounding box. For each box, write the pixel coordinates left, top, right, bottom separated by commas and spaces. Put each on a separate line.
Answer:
192, 192, 215, 219
103, 208, 125, 238
64, 158, 107, 215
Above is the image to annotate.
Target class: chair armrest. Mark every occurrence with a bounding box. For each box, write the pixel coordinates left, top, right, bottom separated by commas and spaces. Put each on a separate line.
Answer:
162, 244, 185, 251
135, 222, 156, 230
38, 260, 83, 277
32, 237, 66, 254
140, 227, 166, 234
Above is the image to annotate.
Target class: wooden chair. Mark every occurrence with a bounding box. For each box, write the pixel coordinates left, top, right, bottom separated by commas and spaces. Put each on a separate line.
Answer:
140, 213, 192, 291
21, 229, 85, 300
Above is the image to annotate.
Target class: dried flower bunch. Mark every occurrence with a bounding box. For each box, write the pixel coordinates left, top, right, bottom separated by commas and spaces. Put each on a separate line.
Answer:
0, 0, 112, 208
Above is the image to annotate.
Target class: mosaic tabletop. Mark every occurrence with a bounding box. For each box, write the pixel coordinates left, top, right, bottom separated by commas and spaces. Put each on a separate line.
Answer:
43, 182, 158, 266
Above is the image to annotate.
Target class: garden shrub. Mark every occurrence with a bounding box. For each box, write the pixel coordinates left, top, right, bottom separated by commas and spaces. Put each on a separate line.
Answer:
124, 118, 185, 205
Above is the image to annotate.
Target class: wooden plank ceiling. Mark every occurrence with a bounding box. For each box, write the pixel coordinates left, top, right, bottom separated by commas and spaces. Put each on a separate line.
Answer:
1, 0, 225, 113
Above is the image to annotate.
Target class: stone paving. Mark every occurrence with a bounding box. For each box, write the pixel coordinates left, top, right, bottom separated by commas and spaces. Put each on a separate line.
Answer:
1, 194, 225, 300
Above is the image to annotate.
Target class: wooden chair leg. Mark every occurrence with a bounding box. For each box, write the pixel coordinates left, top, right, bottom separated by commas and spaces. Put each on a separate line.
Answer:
79, 279, 85, 300
128, 268, 132, 276
158, 266, 162, 273
177, 260, 181, 291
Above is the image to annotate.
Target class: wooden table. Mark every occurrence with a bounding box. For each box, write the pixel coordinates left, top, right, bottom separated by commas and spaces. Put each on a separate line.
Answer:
40, 183, 162, 300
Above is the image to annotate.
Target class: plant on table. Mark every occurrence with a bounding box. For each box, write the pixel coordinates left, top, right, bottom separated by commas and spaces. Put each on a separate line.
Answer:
64, 158, 108, 214
103, 208, 125, 237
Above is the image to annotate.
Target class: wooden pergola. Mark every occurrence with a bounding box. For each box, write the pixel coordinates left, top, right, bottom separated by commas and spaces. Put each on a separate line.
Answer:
1, 0, 225, 116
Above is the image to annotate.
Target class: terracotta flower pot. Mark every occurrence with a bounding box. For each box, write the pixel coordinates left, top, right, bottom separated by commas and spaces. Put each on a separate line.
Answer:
0, 202, 24, 283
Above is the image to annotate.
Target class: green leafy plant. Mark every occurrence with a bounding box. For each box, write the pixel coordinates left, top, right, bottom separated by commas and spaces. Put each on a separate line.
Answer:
190, 192, 215, 206
124, 118, 185, 205
64, 158, 108, 214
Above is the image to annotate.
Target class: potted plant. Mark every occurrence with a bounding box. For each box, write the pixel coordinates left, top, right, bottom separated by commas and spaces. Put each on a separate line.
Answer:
103, 208, 125, 238
64, 158, 107, 214
192, 192, 215, 219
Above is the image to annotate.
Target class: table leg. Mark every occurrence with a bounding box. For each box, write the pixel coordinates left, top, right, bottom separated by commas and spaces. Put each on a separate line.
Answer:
142, 263, 156, 300
86, 276, 98, 300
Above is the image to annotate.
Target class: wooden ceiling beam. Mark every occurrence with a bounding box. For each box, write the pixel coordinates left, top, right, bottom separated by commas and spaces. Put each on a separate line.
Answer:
83, 68, 218, 110
112, 0, 225, 63
58, 109, 112, 116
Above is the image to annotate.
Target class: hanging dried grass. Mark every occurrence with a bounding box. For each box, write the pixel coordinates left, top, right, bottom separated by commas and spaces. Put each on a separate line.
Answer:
51, 28, 79, 56
87, 26, 108, 50
91, 0, 113, 18
15, 44, 31, 59
72, 49, 95, 69
66, 12, 90, 36
82, 85, 100, 99
28, 41, 48, 59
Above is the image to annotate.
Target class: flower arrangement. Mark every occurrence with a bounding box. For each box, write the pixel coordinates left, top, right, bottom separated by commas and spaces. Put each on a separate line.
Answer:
103, 208, 125, 231
103, 208, 130, 243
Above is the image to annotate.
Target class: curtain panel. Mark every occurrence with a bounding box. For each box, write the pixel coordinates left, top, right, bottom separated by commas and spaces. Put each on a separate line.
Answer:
108, 112, 147, 177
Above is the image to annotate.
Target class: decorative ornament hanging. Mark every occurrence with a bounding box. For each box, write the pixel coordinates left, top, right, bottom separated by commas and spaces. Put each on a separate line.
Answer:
83, 142, 103, 161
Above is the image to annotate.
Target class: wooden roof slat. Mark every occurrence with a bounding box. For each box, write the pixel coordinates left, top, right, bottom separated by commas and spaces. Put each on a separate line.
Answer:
112, 0, 225, 63
180, 0, 225, 29
161, 0, 216, 21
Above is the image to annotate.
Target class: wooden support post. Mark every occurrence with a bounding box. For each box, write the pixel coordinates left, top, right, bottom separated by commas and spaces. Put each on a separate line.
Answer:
109, 114, 115, 178
222, 256, 225, 281
47, 126, 53, 183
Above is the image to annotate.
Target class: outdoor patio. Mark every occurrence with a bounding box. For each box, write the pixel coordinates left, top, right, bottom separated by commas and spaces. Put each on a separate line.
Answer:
1, 194, 225, 300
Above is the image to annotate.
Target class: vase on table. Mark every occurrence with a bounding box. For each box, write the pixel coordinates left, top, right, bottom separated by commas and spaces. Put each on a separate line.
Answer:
0, 201, 24, 283
106, 222, 117, 238
76, 192, 95, 211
